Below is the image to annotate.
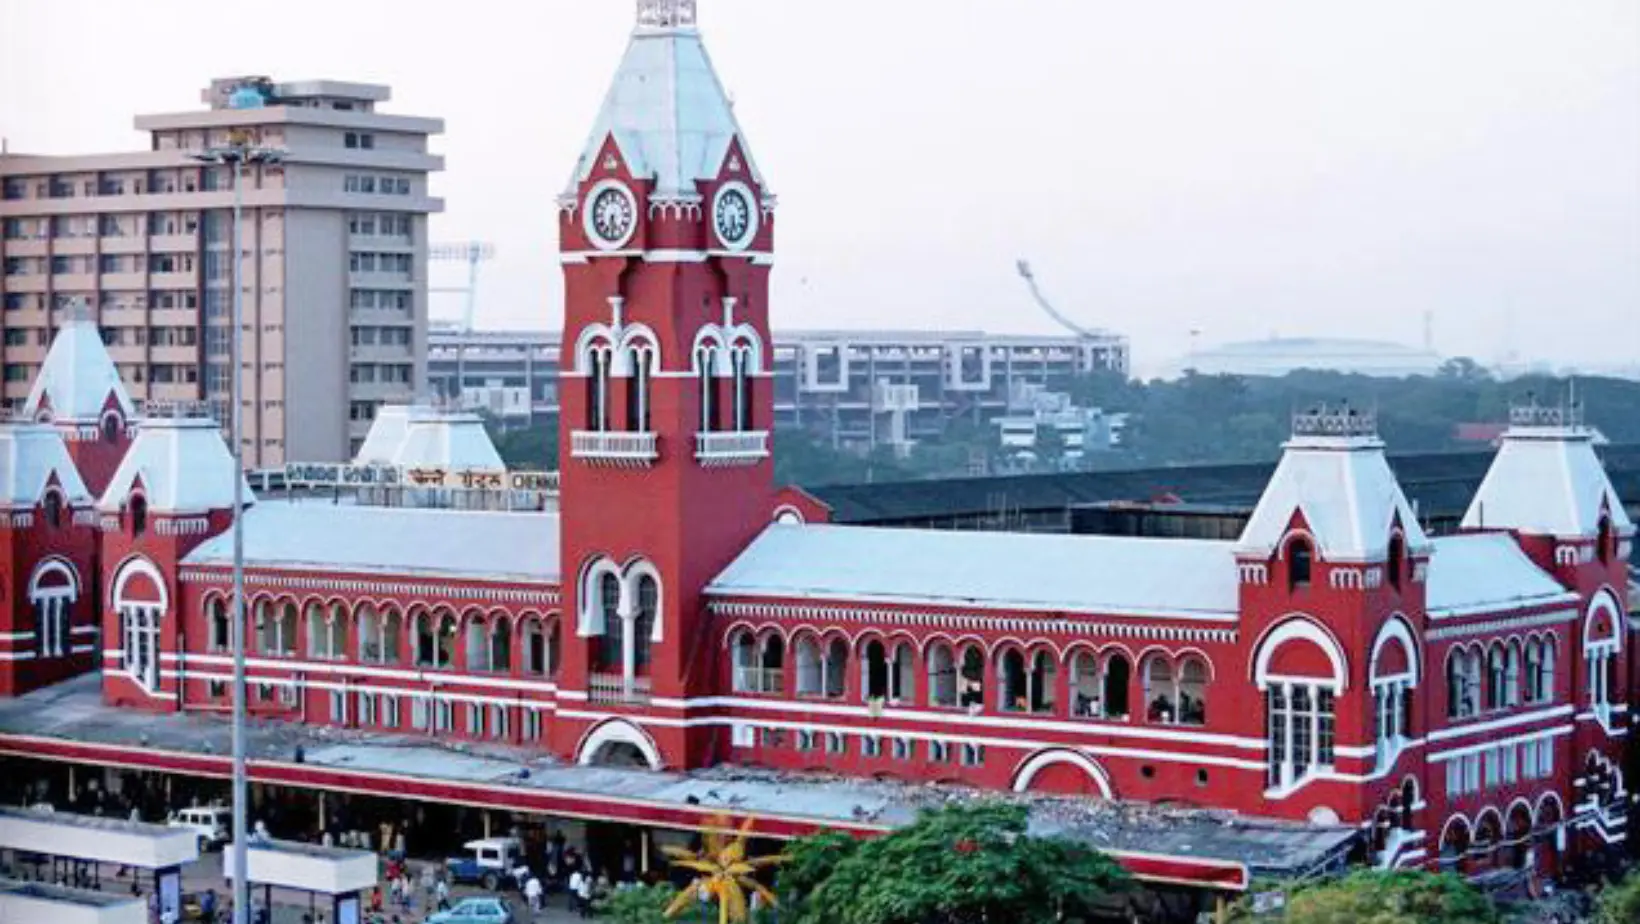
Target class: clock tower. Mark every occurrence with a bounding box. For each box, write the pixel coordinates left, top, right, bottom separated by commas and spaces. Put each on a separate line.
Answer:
553, 0, 780, 769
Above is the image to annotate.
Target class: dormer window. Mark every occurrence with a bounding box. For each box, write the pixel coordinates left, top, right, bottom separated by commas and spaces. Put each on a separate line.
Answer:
128, 495, 148, 537
1387, 534, 1405, 592
101, 412, 122, 443
1596, 515, 1613, 565
1287, 538, 1313, 591
42, 489, 63, 529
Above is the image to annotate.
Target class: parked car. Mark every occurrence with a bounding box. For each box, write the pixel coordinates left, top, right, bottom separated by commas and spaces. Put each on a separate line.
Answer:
167, 805, 232, 852
444, 837, 525, 892
427, 897, 514, 924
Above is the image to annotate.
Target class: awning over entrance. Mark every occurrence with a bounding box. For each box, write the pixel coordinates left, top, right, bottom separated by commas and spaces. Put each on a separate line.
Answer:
224, 839, 378, 895
0, 806, 198, 869
0, 676, 1357, 891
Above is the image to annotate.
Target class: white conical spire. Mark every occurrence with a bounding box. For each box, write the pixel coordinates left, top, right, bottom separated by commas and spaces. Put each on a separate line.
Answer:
1462, 400, 1633, 538
565, 0, 763, 198
1238, 406, 1429, 562
23, 300, 136, 422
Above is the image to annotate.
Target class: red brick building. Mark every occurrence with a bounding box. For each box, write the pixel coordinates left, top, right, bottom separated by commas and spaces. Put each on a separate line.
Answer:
0, 0, 1633, 891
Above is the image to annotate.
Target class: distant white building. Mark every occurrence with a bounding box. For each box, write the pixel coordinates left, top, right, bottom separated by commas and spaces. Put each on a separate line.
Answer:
1171, 337, 1444, 379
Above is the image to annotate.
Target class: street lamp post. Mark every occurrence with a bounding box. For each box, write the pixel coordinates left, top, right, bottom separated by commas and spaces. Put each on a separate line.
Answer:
189, 87, 283, 924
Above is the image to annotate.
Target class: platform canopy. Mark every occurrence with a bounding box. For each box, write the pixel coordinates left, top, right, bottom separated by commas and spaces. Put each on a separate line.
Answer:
0, 879, 148, 924
224, 839, 378, 896
0, 806, 198, 869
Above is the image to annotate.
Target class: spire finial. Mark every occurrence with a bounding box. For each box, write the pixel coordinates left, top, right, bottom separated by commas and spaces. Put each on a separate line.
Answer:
636, 0, 697, 30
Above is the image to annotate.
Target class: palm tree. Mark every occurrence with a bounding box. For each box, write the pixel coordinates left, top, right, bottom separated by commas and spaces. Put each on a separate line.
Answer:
663, 815, 785, 923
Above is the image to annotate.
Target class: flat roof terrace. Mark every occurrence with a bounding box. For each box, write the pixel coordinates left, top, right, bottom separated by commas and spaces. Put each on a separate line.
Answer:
0, 676, 1356, 891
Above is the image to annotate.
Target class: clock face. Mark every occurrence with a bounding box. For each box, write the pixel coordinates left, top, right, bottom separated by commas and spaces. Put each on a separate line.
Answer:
585, 182, 636, 249
713, 183, 758, 250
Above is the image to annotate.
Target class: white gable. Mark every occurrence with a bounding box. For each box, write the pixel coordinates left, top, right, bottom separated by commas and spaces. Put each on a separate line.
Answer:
1238, 434, 1429, 562
353, 406, 505, 472
1462, 425, 1633, 538
23, 317, 136, 422
709, 523, 1239, 621
565, 12, 764, 198
0, 423, 93, 508
183, 502, 559, 584
98, 417, 255, 514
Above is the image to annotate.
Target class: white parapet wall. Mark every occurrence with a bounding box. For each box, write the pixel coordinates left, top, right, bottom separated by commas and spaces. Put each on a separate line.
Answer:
0, 808, 198, 869
0, 879, 149, 924
226, 839, 378, 895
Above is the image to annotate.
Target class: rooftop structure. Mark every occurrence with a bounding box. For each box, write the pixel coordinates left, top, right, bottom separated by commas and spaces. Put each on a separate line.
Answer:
0, 75, 446, 466
1175, 337, 1444, 379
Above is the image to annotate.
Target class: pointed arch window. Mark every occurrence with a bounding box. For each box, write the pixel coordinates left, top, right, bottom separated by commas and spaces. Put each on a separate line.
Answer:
1387, 533, 1406, 592
42, 489, 63, 529
731, 346, 755, 431
1596, 515, 1613, 565
625, 345, 653, 433
128, 495, 149, 537
586, 346, 612, 432
1287, 537, 1313, 591
632, 574, 657, 670
595, 572, 623, 673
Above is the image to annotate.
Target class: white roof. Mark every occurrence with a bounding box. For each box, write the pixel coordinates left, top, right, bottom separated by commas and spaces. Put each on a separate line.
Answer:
1425, 533, 1577, 617
566, 14, 763, 197
183, 502, 560, 583
709, 523, 1239, 620
23, 317, 136, 422
354, 406, 505, 472
0, 423, 93, 508
98, 418, 254, 514
1238, 435, 1430, 562
1461, 426, 1633, 538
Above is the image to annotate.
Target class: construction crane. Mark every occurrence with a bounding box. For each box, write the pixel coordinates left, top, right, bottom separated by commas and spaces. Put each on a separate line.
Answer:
430, 241, 497, 332
1016, 260, 1112, 339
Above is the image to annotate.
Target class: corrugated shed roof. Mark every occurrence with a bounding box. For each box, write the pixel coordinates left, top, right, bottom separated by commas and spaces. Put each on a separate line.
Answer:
566, 16, 763, 197
0, 423, 92, 507
709, 523, 1238, 620
1425, 533, 1577, 617
98, 418, 254, 514
22, 317, 136, 421
1237, 436, 1430, 562
183, 501, 560, 583
1462, 427, 1634, 537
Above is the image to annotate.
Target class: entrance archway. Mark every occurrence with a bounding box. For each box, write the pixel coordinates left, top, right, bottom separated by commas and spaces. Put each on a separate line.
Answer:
576, 720, 663, 771
1010, 750, 1114, 799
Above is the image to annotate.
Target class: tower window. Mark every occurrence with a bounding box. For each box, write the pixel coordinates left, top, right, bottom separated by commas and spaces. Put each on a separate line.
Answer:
128, 495, 148, 537
1596, 516, 1613, 565
1287, 538, 1313, 591
1386, 534, 1405, 592
42, 489, 63, 529
625, 346, 652, 433
586, 348, 611, 432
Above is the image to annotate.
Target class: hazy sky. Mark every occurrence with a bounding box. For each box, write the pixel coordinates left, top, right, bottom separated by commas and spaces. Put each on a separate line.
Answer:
3, 0, 1636, 372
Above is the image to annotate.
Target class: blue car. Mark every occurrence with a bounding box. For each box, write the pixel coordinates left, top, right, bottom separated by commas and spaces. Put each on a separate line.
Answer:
427, 897, 514, 924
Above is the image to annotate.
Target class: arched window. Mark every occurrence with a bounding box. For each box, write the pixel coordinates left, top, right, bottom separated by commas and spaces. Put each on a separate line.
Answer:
696, 346, 719, 433
1178, 657, 1208, 725
465, 613, 489, 672
306, 602, 327, 658
999, 649, 1027, 713
1447, 648, 1479, 719
890, 643, 914, 703
595, 573, 623, 673
277, 602, 298, 657
1029, 650, 1056, 714
625, 346, 652, 433
731, 346, 755, 431
586, 347, 612, 432
795, 635, 823, 697
522, 618, 548, 676
42, 489, 63, 529
129, 495, 149, 537
435, 611, 458, 668
760, 633, 785, 694
255, 600, 274, 654
380, 608, 402, 664
1536, 638, 1555, 703
1143, 656, 1176, 723
1504, 642, 1522, 707
864, 640, 889, 702
1387, 533, 1405, 592
101, 413, 121, 443
1596, 515, 1613, 565
927, 643, 957, 707
358, 604, 380, 661
1070, 651, 1101, 718
1287, 537, 1313, 591
490, 615, 512, 673
546, 621, 561, 678
1102, 653, 1131, 719
823, 637, 848, 699
327, 602, 347, 659
731, 630, 757, 693
958, 645, 986, 709
1486, 644, 1506, 710
632, 574, 658, 671
207, 598, 230, 653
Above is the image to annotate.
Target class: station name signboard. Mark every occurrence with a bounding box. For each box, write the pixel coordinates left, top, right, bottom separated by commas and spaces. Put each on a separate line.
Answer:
284, 464, 558, 493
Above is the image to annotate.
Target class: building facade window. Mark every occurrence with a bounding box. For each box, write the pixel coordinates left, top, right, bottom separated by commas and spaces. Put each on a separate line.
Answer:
1265, 683, 1335, 790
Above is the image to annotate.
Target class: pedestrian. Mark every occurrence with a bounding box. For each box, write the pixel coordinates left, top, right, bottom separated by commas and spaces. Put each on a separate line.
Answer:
525, 874, 543, 912
434, 875, 450, 912
568, 868, 587, 917
575, 868, 595, 919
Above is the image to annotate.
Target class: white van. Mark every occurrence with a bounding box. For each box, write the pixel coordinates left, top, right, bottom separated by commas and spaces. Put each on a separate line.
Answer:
168, 805, 232, 851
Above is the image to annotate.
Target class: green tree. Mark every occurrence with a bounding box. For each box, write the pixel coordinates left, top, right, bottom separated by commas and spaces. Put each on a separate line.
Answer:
1232, 870, 1497, 924
1595, 869, 1640, 924
786, 804, 1129, 924
595, 882, 680, 924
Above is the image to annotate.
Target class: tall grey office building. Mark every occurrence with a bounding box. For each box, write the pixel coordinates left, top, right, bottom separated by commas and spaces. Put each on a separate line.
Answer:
0, 76, 444, 465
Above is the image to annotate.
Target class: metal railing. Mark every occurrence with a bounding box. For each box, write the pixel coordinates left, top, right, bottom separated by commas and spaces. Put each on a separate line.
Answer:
733, 667, 785, 695
588, 672, 652, 705
572, 430, 659, 467
695, 430, 770, 467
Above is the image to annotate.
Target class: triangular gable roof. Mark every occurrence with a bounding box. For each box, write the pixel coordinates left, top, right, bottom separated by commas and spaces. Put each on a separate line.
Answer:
565, 15, 764, 198
23, 317, 136, 422
98, 418, 254, 514
1238, 435, 1430, 561
1461, 426, 1633, 538
0, 423, 93, 508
